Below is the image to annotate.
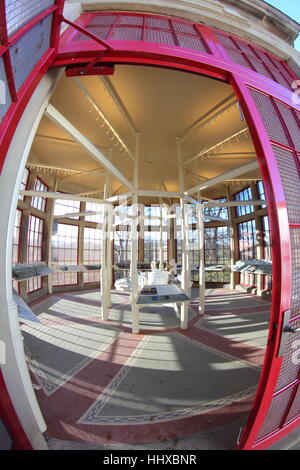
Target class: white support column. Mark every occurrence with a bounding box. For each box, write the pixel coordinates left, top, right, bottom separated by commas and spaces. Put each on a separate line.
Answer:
106, 204, 113, 309
101, 204, 109, 321
197, 194, 205, 315
104, 149, 113, 308
159, 205, 164, 271
131, 133, 141, 334
176, 138, 189, 330
48, 178, 58, 295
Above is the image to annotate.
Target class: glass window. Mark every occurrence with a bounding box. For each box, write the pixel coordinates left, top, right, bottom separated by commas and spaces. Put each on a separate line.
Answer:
51, 223, 79, 285
85, 202, 104, 224
27, 215, 44, 292
31, 178, 48, 212
83, 227, 102, 283
237, 219, 257, 286
144, 231, 168, 263
204, 226, 230, 266
54, 198, 81, 219
257, 180, 267, 208
19, 168, 29, 201
204, 198, 229, 222
234, 187, 254, 217
262, 215, 272, 290
238, 219, 257, 260
113, 229, 132, 280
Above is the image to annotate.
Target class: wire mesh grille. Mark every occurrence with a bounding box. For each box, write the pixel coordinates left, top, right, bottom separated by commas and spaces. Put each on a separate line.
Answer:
117, 15, 143, 26
145, 17, 170, 29
275, 102, 300, 152
284, 385, 300, 425
257, 386, 295, 440
275, 322, 300, 391
213, 29, 295, 90
78, 13, 211, 54
88, 15, 117, 26
111, 27, 142, 41
77, 27, 110, 42
272, 146, 300, 224
176, 34, 207, 52
0, 55, 12, 123
9, 14, 52, 92
249, 58, 274, 80
290, 228, 300, 315
213, 32, 238, 49
225, 48, 253, 69
5, 0, 54, 37
172, 21, 196, 35
249, 89, 290, 147
146, 29, 175, 46
269, 68, 291, 89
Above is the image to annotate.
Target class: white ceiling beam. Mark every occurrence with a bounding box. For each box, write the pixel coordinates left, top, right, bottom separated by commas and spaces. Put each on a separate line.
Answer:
138, 189, 181, 198
106, 192, 133, 202
179, 93, 237, 142
74, 78, 135, 161
185, 160, 259, 196
203, 200, 266, 207
183, 127, 249, 167
100, 76, 138, 136
27, 162, 106, 175
76, 190, 103, 196
34, 134, 109, 151
53, 210, 104, 219
20, 190, 111, 205
45, 104, 135, 193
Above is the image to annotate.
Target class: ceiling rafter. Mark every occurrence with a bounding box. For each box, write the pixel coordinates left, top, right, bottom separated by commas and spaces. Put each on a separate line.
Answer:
74, 78, 135, 162
186, 160, 259, 196
183, 127, 250, 167
99, 76, 138, 137
178, 93, 237, 142
45, 104, 135, 193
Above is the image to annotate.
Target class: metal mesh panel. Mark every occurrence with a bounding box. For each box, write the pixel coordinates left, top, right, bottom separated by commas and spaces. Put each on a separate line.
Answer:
88, 15, 117, 26
235, 41, 257, 58
290, 227, 300, 315
273, 227, 300, 392
9, 15, 52, 92
0, 55, 12, 123
145, 17, 170, 29
176, 34, 207, 52
257, 387, 295, 440
76, 27, 110, 41
269, 69, 291, 89
172, 21, 196, 35
271, 57, 295, 81
117, 15, 143, 26
272, 147, 300, 224
275, 102, 300, 152
253, 49, 275, 68
214, 32, 238, 49
110, 27, 142, 41
225, 48, 253, 69
249, 58, 274, 80
5, 0, 54, 37
146, 29, 175, 46
275, 322, 300, 391
249, 90, 290, 147
284, 385, 300, 424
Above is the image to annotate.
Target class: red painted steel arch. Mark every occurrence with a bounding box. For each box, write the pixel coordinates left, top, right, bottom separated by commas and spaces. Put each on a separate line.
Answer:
0, 4, 299, 450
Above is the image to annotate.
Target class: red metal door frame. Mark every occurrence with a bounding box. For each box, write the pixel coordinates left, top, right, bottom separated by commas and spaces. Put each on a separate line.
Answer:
0, 7, 299, 450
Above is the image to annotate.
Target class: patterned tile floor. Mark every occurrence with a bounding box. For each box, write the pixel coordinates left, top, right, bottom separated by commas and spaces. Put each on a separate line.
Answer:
23, 288, 271, 449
